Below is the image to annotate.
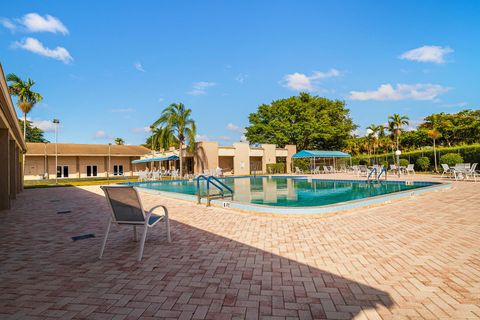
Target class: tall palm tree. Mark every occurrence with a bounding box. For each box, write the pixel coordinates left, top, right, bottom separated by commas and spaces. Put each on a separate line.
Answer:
6, 73, 43, 140
366, 124, 380, 162
152, 103, 196, 177
427, 129, 441, 173
388, 114, 409, 150
114, 137, 125, 145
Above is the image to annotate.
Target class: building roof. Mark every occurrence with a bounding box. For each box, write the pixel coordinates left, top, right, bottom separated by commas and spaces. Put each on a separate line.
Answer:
292, 150, 351, 158
0, 64, 26, 151
26, 142, 150, 156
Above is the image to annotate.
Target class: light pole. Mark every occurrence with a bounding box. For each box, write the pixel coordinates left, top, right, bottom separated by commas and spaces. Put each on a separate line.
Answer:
107, 143, 111, 184
53, 119, 60, 184
395, 149, 401, 178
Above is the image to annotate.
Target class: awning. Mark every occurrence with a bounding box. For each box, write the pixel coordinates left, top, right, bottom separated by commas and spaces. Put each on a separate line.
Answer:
132, 155, 179, 164
292, 150, 351, 159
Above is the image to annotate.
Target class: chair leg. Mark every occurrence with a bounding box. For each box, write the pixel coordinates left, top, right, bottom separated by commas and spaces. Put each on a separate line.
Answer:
99, 218, 112, 259
138, 225, 148, 261
133, 225, 138, 241
165, 216, 171, 243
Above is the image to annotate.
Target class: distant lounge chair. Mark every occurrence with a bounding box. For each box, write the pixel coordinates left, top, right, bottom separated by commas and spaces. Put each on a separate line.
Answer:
358, 165, 368, 177
138, 170, 148, 182
441, 164, 452, 178
312, 166, 321, 174
99, 186, 171, 261
405, 164, 415, 175
295, 167, 303, 174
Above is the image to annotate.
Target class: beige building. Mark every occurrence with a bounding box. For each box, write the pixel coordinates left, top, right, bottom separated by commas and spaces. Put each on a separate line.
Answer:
139, 141, 296, 175
25, 143, 150, 180
0, 64, 26, 210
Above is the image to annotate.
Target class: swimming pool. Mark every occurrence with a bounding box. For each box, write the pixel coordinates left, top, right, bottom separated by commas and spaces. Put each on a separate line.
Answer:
125, 176, 448, 214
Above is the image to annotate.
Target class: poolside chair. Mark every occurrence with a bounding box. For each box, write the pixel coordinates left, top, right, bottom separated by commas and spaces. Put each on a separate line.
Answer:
441, 164, 452, 178
151, 170, 160, 180
312, 166, 321, 174
405, 164, 415, 175
138, 170, 148, 182
295, 167, 303, 174
99, 186, 171, 261
358, 165, 368, 177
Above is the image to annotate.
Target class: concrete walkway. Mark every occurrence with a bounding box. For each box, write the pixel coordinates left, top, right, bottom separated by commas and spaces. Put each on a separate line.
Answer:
0, 174, 479, 319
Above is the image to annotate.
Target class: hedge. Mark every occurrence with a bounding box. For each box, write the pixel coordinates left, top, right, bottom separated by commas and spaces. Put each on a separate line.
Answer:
266, 163, 286, 174
351, 144, 480, 171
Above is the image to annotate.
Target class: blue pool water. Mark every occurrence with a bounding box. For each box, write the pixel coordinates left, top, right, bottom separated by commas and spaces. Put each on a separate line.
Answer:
126, 176, 438, 207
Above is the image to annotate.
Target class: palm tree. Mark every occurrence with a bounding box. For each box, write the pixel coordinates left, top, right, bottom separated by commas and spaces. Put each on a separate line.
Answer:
366, 124, 380, 162
427, 129, 441, 173
6, 73, 43, 140
114, 137, 125, 145
388, 114, 409, 150
152, 103, 196, 177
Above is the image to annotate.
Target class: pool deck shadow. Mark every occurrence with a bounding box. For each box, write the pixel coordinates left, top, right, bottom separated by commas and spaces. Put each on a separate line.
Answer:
0, 186, 394, 319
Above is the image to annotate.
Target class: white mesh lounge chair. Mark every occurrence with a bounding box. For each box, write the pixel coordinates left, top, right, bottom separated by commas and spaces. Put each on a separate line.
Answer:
441, 164, 452, 178
138, 170, 148, 182
295, 167, 303, 174
405, 164, 415, 175
100, 185, 171, 261
312, 166, 321, 174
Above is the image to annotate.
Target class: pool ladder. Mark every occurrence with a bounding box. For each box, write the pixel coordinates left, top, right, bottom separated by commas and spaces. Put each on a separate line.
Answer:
196, 175, 234, 207
367, 166, 387, 182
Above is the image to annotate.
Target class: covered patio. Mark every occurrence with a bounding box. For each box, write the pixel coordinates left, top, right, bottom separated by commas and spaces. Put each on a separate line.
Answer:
132, 155, 180, 171
292, 150, 351, 173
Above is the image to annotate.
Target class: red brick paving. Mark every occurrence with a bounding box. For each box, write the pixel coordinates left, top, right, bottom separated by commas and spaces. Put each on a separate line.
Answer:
0, 174, 479, 319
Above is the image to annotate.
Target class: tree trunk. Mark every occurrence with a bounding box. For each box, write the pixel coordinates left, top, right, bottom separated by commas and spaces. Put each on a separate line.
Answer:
179, 141, 183, 178
23, 113, 27, 140
433, 139, 437, 172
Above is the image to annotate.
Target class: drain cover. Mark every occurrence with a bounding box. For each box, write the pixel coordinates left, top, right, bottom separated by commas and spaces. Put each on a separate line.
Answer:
72, 234, 95, 241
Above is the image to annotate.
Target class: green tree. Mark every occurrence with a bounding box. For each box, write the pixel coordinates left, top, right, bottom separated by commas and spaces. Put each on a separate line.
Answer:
18, 119, 48, 143
114, 137, 125, 145
152, 103, 196, 177
245, 93, 356, 150
388, 113, 409, 150
6, 73, 43, 140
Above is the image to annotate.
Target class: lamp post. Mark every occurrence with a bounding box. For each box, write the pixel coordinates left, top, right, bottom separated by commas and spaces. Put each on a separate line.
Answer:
395, 149, 401, 177
107, 143, 111, 184
53, 119, 60, 184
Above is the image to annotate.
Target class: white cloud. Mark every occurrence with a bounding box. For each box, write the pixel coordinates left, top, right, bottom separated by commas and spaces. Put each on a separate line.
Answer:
21, 13, 68, 35
282, 69, 341, 91
235, 74, 248, 84
349, 83, 450, 101
188, 81, 216, 96
441, 101, 468, 108
94, 130, 111, 139
226, 123, 245, 133
13, 37, 73, 64
0, 18, 16, 31
130, 127, 151, 133
28, 119, 56, 132
399, 45, 453, 64
134, 62, 145, 72
195, 134, 210, 141
110, 108, 135, 113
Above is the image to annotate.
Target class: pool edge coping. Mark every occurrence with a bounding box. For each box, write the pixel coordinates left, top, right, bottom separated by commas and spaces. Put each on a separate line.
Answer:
125, 178, 451, 215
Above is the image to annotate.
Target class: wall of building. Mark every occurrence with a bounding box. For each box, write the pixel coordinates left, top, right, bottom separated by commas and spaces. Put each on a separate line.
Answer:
261, 144, 277, 173
233, 142, 250, 175
24, 155, 143, 180
284, 145, 297, 173
194, 141, 219, 174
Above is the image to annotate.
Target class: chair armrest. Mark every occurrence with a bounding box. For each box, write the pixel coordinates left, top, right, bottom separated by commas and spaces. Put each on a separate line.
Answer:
145, 205, 169, 223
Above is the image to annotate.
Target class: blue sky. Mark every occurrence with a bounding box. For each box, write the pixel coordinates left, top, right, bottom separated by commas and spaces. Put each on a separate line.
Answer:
1, 1, 479, 145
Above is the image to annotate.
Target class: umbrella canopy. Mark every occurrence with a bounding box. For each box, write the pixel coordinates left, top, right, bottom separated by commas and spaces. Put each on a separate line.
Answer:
292, 150, 350, 159
131, 155, 179, 164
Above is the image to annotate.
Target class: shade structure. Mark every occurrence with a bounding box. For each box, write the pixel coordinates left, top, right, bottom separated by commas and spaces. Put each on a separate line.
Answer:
131, 155, 179, 164
292, 150, 350, 159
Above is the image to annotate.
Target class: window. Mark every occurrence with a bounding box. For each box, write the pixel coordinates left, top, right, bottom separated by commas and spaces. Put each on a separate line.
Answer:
87, 165, 98, 177
113, 165, 124, 176
57, 166, 69, 178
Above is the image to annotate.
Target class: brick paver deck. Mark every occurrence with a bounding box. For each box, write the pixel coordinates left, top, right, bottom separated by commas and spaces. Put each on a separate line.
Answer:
1, 174, 479, 319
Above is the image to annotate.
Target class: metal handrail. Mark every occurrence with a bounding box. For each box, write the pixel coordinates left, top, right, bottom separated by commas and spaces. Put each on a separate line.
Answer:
207, 176, 233, 194
196, 175, 233, 206
367, 168, 377, 180
377, 167, 387, 180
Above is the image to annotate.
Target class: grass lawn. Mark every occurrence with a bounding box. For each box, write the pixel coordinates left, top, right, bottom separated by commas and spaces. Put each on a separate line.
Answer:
24, 176, 140, 189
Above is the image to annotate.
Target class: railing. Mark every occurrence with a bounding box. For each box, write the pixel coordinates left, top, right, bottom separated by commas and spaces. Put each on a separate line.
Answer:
377, 167, 387, 180
196, 175, 234, 206
368, 166, 388, 182
367, 167, 377, 181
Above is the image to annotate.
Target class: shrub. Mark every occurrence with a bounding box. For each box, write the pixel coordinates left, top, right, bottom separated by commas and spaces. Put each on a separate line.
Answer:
416, 157, 430, 171
381, 160, 389, 168
292, 158, 310, 172
359, 159, 369, 165
439, 153, 464, 167
266, 163, 286, 174
399, 158, 409, 167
